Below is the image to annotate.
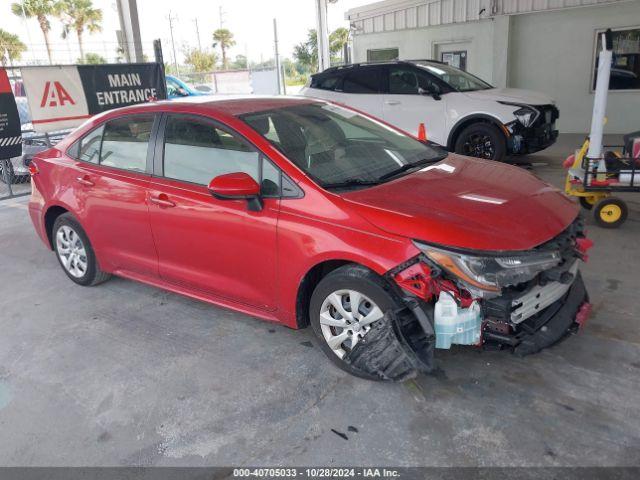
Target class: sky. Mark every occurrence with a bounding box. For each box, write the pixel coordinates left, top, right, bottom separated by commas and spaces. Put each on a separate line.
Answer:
1, 0, 373, 65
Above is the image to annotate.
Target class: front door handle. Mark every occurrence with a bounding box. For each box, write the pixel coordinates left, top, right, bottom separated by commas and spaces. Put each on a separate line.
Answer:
385, 100, 401, 105
76, 175, 94, 187
149, 193, 176, 208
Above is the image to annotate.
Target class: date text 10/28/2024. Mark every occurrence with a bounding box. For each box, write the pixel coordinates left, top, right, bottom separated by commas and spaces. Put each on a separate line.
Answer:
233, 468, 401, 478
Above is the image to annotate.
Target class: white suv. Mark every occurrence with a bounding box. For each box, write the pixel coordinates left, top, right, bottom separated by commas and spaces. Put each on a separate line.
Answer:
300, 60, 559, 162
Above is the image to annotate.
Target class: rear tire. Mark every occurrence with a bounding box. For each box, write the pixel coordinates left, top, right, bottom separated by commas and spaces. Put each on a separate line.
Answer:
53, 213, 111, 286
454, 123, 507, 162
309, 264, 419, 382
0, 160, 15, 184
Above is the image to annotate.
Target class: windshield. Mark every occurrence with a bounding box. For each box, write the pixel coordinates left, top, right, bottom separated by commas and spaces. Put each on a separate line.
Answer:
240, 103, 446, 189
415, 62, 492, 92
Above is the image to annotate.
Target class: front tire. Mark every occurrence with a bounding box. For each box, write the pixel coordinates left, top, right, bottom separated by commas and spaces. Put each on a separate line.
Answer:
309, 265, 419, 382
454, 123, 507, 162
53, 213, 111, 286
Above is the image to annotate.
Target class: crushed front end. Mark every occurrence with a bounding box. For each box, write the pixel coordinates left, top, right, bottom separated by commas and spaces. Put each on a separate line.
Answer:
389, 217, 593, 357
505, 104, 560, 155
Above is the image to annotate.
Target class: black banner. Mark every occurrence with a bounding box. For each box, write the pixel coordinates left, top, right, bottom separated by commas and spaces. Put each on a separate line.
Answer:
77, 63, 167, 114
0, 68, 22, 160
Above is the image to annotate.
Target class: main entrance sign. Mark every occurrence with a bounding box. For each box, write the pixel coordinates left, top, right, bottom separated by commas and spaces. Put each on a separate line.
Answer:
22, 63, 167, 133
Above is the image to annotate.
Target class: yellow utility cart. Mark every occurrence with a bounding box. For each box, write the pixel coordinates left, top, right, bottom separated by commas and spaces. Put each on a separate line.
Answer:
564, 134, 638, 228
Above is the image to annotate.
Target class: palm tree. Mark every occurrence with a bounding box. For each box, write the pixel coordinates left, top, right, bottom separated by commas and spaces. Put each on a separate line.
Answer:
11, 0, 56, 64
0, 29, 27, 67
55, 0, 102, 62
213, 28, 235, 70
329, 27, 349, 62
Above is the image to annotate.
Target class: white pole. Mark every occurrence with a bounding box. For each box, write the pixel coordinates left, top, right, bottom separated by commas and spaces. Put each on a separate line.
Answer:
273, 18, 282, 95
167, 11, 179, 75
587, 31, 613, 159
315, 0, 330, 72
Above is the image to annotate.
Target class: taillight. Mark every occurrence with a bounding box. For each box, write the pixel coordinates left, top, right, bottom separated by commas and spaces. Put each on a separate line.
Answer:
28, 162, 39, 176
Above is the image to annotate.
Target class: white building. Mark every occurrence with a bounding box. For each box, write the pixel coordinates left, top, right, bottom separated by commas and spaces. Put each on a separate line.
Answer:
346, 0, 640, 133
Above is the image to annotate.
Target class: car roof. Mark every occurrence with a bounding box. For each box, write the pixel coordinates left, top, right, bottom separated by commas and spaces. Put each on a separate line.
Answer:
314, 59, 447, 76
104, 95, 322, 117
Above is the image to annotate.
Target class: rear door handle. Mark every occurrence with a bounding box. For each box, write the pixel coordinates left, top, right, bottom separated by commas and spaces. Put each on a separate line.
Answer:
76, 175, 94, 187
149, 193, 176, 208
385, 100, 401, 105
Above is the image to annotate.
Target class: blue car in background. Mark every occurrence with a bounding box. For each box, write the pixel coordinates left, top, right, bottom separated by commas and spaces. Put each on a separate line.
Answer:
166, 75, 211, 99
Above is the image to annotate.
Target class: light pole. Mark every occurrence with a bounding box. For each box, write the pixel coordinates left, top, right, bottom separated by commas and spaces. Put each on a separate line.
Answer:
315, 0, 331, 72
167, 11, 179, 75
18, 0, 35, 63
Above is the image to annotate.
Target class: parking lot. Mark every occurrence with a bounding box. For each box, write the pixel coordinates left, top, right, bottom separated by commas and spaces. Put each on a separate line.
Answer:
0, 135, 639, 467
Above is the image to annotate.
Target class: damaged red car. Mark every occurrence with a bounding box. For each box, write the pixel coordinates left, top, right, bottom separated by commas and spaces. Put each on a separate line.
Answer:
28, 96, 592, 381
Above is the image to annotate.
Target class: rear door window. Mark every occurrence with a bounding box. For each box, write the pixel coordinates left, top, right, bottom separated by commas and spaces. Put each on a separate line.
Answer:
342, 67, 382, 94
100, 115, 154, 172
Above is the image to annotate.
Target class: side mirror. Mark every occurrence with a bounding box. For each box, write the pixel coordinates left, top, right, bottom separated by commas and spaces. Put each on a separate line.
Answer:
419, 85, 441, 101
208, 172, 263, 211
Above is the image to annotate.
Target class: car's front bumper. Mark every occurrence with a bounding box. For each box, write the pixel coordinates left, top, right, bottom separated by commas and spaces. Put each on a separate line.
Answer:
507, 104, 559, 155
482, 272, 590, 355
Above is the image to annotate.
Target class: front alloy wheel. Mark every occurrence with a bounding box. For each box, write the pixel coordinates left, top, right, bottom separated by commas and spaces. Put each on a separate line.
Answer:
319, 289, 384, 359
309, 264, 426, 381
454, 123, 507, 162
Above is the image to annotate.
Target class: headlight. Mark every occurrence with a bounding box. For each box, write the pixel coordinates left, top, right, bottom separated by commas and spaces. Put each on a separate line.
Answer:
499, 102, 539, 128
413, 241, 561, 292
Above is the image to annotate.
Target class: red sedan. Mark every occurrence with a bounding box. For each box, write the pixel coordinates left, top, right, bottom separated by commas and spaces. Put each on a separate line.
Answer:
28, 96, 592, 380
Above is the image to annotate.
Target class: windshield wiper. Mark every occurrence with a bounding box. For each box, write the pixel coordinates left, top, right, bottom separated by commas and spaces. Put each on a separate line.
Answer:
377, 157, 442, 181
322, 178, 381, 190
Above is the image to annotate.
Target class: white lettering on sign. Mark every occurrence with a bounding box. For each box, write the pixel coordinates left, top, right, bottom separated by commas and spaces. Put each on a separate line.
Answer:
107, 73, 142, 88
96, 88, 157, 106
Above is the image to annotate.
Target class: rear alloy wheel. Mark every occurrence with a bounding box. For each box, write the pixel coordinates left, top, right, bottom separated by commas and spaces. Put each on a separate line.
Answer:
454, 123, 507, 162
56, 225, 89, 278
53, 213, 111, 286
309, 265, 423, 381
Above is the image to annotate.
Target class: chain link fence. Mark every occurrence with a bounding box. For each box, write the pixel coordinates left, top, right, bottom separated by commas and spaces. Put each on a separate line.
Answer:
0, 158, 31, 200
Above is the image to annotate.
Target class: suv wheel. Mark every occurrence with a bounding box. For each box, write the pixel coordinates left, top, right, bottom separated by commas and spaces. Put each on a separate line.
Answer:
53, 213, 111, 286
309, 264, 421, 382
454, 123, 506, 161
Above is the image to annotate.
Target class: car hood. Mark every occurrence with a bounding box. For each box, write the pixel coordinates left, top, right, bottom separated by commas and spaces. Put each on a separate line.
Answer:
341, 155, 578, 252
464, 88, 554, 106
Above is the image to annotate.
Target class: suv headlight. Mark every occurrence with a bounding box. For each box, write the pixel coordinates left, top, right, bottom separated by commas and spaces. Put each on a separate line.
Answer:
413, 241, 561, 292
499, 102, 539, 128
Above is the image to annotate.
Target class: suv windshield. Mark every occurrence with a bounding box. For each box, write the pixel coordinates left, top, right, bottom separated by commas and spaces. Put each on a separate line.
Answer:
240, 103, 446, 190
414, 62, 492, 92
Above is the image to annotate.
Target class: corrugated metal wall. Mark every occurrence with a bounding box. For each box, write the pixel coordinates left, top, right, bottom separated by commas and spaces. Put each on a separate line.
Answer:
348, 0, 628, 34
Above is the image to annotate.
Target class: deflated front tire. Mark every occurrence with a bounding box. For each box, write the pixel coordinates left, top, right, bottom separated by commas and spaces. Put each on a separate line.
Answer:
309, 264, 429, 381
